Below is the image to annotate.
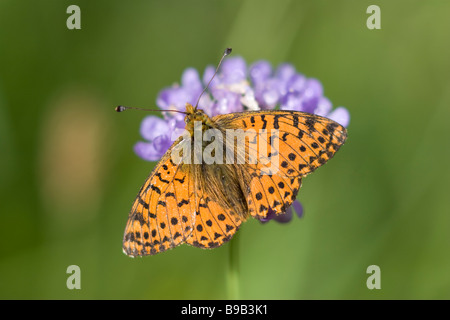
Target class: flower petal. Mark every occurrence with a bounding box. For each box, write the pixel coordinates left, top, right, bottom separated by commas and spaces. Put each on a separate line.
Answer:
327, 106, 350, 127
152, 135, 172, 154
291, 200, 304, 219
134, 141, 164, 161
280, 92, 303, 111
274, 208, 293, 223
254, 78, 281, 109
315, 97, 332, 117
249, 60, 272, 85
156, 87, 191, 111
275, 63, 296, 81
300, 95, 319, 114
303, 78, 323, 100
139, 116, 170, 141
181, 68, 202, 91
221, 56, 247, 84
286, 73, 307, 93
259, 207, 276, 223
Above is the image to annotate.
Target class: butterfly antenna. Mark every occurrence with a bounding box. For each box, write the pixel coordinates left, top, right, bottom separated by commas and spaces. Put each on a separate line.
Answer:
194, 47, 232, 111
115, 105, 187, 115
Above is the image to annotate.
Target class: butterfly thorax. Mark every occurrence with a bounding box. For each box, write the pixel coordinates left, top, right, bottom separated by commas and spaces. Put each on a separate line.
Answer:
181, 103, 250, 221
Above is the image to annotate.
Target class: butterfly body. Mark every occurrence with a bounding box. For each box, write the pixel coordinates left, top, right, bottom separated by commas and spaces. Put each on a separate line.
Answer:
123, 103, 347, 257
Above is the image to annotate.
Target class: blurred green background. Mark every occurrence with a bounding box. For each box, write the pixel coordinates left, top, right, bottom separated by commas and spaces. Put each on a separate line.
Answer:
1, 0, 449, 299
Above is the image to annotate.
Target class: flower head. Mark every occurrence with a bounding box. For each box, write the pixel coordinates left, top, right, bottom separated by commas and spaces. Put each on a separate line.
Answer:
134, 55, 350, 223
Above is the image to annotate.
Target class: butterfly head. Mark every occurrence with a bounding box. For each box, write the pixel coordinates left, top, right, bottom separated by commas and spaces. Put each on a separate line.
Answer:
184, 102, 213, 135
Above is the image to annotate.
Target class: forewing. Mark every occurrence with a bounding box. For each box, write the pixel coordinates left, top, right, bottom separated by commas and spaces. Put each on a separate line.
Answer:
214, 110, 347, 219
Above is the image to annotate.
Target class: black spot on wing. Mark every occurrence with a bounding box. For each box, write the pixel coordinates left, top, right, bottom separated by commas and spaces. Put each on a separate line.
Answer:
150, 185, 161, 194
273, 114, 280, 129
137, 196, 149, 209
261, 115, 267, 130
155, 172, 170, 184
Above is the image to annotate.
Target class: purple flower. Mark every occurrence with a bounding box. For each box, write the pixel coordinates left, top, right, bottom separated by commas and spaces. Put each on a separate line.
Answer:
134, 116, 173, 161
134, 55, 350, 224
156, 68, 203, 112
201, 56, 251, 116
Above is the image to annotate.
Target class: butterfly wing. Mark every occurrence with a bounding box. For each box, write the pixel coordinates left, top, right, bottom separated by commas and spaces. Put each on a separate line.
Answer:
122, 139, 198, 257
184, 189, 243, 249
123, 138, 244, 256
123, 110, 347, 255
213, 110, 347, 220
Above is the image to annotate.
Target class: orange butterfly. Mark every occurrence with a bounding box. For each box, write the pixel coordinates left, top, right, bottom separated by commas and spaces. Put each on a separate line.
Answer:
120, 50, 347, 257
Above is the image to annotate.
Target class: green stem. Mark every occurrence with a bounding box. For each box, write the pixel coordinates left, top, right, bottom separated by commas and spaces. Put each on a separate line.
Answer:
227, 231, 240, 300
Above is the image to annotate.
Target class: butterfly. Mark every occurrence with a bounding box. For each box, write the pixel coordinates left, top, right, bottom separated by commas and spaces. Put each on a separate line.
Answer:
122, 105, 347, 257
121, 49, 347, 257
